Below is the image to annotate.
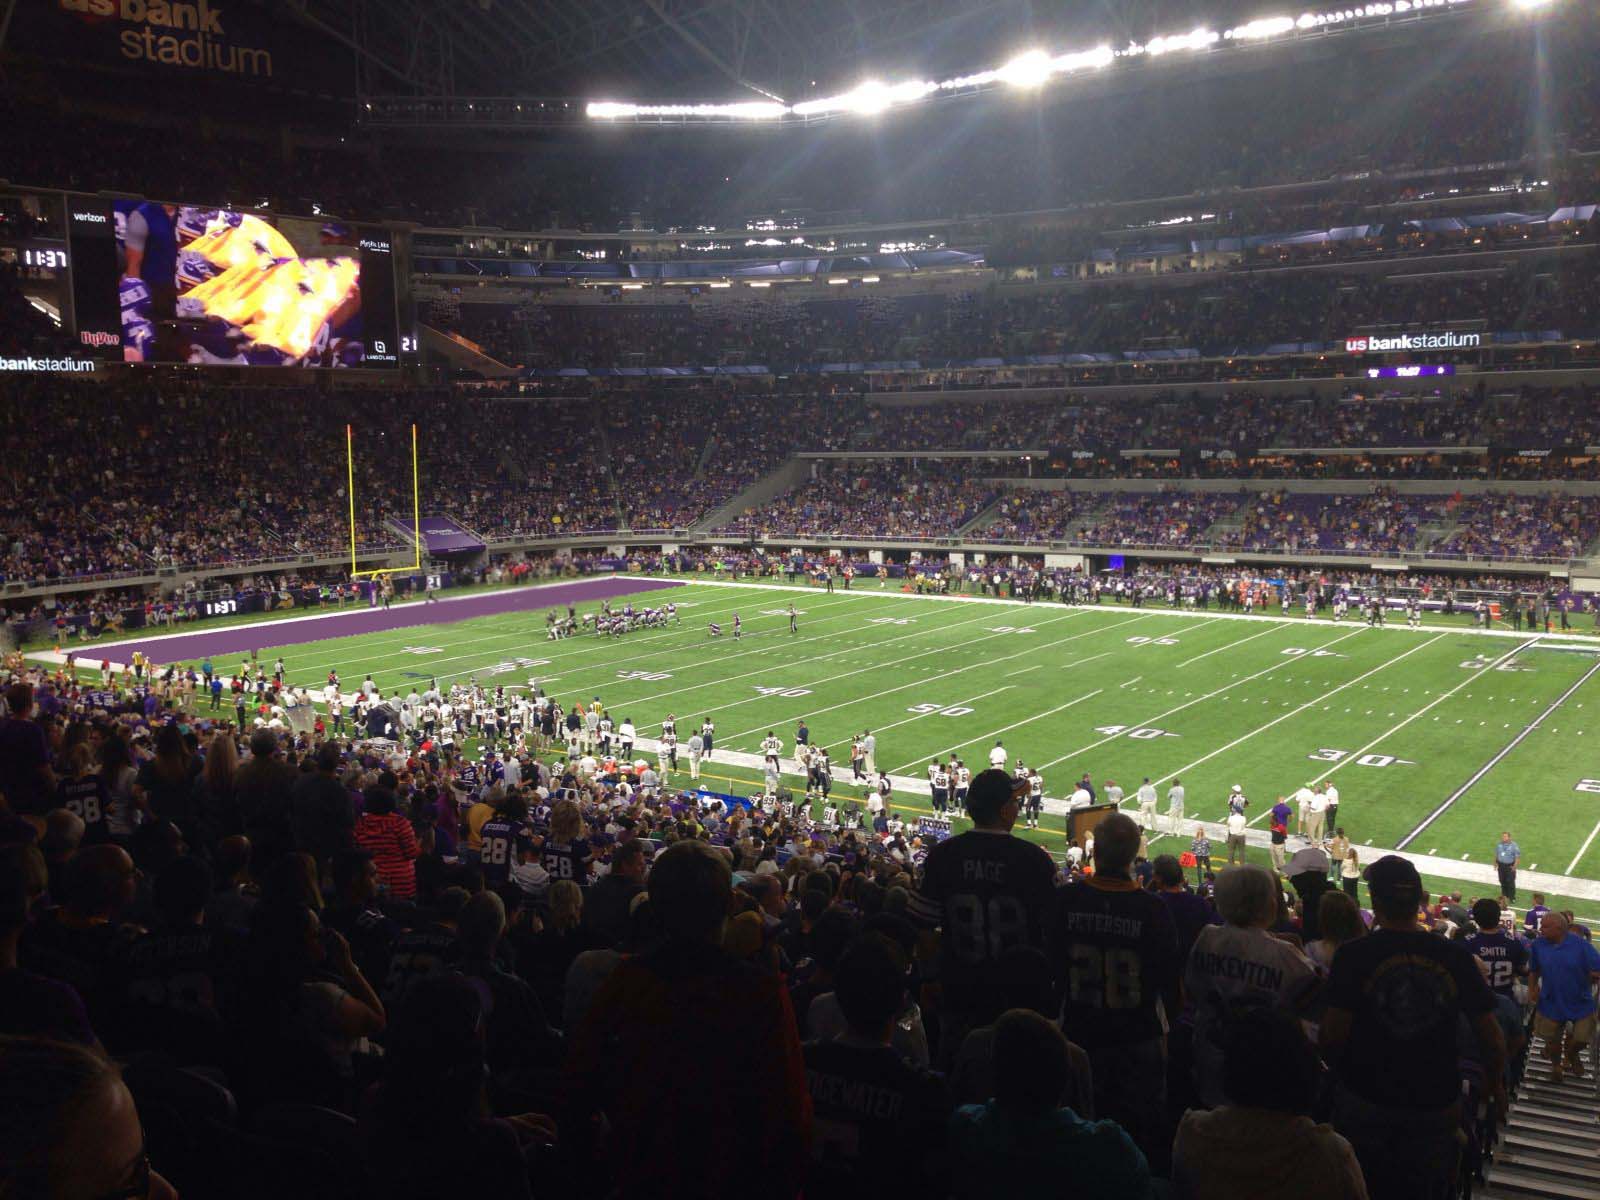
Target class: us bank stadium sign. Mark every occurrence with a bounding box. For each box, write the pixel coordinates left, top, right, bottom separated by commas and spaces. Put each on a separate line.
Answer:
56, 0, 273, 76
1344, 331, 1482, 353
0, 356, 100, 374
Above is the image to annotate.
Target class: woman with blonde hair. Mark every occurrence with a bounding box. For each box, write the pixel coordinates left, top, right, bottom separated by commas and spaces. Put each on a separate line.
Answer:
519, 879, 597, 1020
194, 729, 239, 847
544, 800, 591, 885
1340, 846, 1361, 900
548, 879, 583, 933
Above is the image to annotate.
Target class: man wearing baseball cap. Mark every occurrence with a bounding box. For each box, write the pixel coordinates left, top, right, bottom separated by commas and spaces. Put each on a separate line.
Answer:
906, 767, 1055, 1068
1321, 854, 1505, 1199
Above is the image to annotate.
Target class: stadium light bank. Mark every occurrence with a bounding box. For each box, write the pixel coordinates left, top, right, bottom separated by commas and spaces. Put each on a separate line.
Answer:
587, 0, 1558, 126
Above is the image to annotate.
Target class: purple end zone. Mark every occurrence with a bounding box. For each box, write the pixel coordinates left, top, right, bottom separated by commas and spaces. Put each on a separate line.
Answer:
100, 577, 683, 664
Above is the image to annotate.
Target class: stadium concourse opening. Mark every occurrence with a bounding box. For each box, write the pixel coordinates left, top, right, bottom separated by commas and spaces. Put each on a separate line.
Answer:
3, 1, 1599, 1198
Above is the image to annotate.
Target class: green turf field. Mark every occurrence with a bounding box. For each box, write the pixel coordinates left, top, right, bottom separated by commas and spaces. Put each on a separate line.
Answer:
70, 577, 1600, 914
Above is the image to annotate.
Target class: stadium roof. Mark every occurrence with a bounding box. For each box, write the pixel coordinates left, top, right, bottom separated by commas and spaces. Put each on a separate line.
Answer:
292, 0, 1288, 103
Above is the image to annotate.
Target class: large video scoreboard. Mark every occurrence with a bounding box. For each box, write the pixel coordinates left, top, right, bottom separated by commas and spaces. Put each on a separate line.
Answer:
2, 187, 401, 369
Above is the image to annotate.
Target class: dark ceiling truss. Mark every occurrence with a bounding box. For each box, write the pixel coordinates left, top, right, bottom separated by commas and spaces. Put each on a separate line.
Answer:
292, 0, 1046, 100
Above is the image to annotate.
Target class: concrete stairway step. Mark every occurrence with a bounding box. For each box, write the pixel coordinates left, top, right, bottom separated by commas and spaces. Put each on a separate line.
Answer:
1484, 1165, 1600, 1200
1496, 1149, 1600, 1183
1504, 1130, 1600, 1157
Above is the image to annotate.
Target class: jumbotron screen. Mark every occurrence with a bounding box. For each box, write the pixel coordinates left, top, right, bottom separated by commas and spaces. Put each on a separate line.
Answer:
67, 200, 399, 368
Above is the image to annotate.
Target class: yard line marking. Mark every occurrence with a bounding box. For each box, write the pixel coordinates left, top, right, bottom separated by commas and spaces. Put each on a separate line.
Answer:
1007, 664, 1044, 677
1160, 633, 1447, 794
1035, 626, 1368, 773
1314, 638, 1537, 803
634, 605, 1107, 730
718, 615, 1149, 744
888, 686, 1106, 775
1121, 676, 1143, 689
1399, 651, 1600, 851
857, 685, 1016, 743
1176, 622, 1284, 668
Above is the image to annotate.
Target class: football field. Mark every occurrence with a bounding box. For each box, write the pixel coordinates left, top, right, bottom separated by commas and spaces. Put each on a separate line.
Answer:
57, 576, 1600, 913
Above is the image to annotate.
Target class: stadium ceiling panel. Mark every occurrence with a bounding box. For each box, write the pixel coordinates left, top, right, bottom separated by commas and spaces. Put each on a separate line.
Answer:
293, 0, 1153, 100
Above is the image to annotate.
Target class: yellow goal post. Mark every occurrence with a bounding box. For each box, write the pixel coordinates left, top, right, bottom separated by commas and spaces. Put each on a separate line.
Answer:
347, 422, 422, 580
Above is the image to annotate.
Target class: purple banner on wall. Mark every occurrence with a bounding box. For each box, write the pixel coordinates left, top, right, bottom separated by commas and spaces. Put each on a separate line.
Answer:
416, 516, 485, 554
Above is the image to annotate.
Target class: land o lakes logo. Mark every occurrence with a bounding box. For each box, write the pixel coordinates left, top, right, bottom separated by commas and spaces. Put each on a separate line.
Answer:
59, 0, 273, 77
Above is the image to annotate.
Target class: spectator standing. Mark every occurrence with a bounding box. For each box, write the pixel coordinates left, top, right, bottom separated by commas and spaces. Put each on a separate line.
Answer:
289, 741, 355, 869
1494, 831, 1520, 901
1320, 855, 1505, 1200
0, 683, 53, 816
1463, 898, 1529, 1002
353, 785, 419, 901
1268, 797, 1291, 872
1048, 812, 1180, 1162
0, 846, 97, 1045
1225, 808, 1247, 866
1528, 910, 1600, 1082
362, 973, 549, 1200
584, 837, 646, 947
1184, 865, 1319, 1108
234, 730, 298, 871
1189, 825, 1212, 884
1306, 891, 1366, 971
1340, 846, 1361, 899
1173, 1008, 1368, 1200
907, 769, 1056, 1064
802, 933, 950, 1199
949, 1009, 1152, 1199
564, 840, 811, 1198
1150, 855, 1218, 966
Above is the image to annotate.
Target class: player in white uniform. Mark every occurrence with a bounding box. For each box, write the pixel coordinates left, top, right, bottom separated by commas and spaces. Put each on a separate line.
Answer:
761, 732, 783, 771
1026, 767, 1044, 829
954, 761, 971, 810
988, 740, 1008, 770
1166, 778, 1186, 835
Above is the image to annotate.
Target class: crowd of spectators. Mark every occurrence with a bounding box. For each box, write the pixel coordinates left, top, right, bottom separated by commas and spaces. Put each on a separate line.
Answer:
719, 460, 1002, 540
1431, 492, 1600, 561
442, 248, 1599, 375
972, 489, 1099, 543
8, 374, 1600, 588
1216, 490, 1439, 556
3, 654, 1579, 1198
1077, 491, 1245, 549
